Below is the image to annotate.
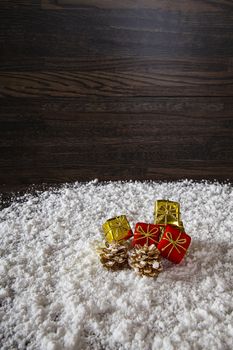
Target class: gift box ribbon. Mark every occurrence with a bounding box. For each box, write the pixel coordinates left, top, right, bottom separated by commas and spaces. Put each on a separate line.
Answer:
161, 231, 187, 257
105, 217, 129, 237
157, 201, 178, 225
134, 225, 159, 245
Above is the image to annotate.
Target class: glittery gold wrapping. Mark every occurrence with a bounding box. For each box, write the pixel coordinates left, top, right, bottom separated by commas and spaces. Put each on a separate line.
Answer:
102, 215, 132, 243
154, 200, 181, 227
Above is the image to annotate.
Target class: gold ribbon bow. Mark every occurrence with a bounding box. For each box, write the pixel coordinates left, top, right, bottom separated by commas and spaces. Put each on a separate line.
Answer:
104, 216, 129, 240
135, 225, 159, 245
157, 201, 179, 225
161, 231, 187, 257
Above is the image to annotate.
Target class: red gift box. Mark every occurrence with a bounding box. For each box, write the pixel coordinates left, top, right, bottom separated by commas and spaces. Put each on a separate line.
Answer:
157, 224, 191, 264
132, 222, 161, 247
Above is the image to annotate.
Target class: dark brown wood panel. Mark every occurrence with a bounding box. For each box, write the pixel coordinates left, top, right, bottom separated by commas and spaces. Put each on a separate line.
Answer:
0, 97, 232, 190
0, 162, 232, 191
0, 0, 233, 193
1, 2, 233, 97
1, 63, 233, 97
1, 56, 233, 73
43, 0, 233, 11
1, 1, 39, 8
1, 6, 233, 59
1, 96, 232, 114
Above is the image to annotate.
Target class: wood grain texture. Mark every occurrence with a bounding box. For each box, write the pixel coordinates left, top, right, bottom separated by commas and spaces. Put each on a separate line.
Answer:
1, 3, 233, 97
1, 63, 233, 97
1, 7, 233, 59
0, 0, 233, 192
46, 0, 233, 11
0, 97, 232, 189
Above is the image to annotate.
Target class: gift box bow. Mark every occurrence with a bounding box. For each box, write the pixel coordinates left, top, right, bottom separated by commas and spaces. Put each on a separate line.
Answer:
161, 231, 187, 257
157, 204, 178, 224
134, 225, 160, 245
105, 216, 130, 236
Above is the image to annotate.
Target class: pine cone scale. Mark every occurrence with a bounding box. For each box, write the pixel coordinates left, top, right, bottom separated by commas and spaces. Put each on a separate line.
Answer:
97, 241, 129, 270
128, 244, 162, 277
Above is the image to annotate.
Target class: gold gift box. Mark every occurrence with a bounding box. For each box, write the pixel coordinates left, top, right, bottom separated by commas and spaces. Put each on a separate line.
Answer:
154, 200, 181, 227
102, 215, 132, 243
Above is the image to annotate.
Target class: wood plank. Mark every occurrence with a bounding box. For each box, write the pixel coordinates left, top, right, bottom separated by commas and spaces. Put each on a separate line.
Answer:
0, 1, 39, 8
1, 96, 232, 116
1, 142, 232, 168
1, 56, 233, 73
1, 66, 233, 97
0, 162, 232, 193
43, 0, 233, 11
0, 110, 232, 147
3, 0, 232, 11
1, 7, 233, 60
1, 115, 231, 146
0, 97, 232, 189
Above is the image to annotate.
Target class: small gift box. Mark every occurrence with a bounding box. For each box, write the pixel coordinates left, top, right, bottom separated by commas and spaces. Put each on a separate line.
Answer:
157, 224, 191, 264
102, 215, 133, 243
132, 222, 161, 247
154, 200, 181, 227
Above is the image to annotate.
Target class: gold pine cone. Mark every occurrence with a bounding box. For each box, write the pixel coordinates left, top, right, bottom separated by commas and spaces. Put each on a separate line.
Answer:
96, 240, 129, 270
128, 244, 162, 277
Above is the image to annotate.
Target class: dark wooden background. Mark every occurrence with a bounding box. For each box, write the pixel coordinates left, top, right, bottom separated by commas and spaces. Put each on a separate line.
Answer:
0, 0, 233, 193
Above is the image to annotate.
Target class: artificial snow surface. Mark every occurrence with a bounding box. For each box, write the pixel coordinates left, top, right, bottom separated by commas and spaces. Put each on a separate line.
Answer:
0, 180, 233, 350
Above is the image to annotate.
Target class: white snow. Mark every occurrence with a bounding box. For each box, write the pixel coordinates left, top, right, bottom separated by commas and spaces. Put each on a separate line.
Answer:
0, 180, 233, 350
